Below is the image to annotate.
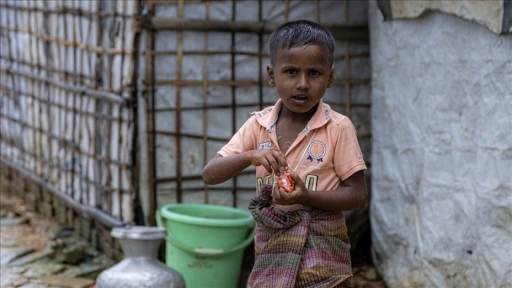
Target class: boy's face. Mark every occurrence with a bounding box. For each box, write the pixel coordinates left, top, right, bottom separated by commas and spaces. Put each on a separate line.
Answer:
267, 44, 333, 114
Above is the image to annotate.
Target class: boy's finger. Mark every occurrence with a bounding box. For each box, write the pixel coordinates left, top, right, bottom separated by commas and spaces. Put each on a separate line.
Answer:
270, 149, 287, 167
290, 172, 302, 183
270, 162, 281, 173
264, 154, 279, 172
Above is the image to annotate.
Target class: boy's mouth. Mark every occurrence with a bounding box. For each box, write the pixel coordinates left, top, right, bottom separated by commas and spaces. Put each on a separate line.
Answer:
291, 95, 309, 101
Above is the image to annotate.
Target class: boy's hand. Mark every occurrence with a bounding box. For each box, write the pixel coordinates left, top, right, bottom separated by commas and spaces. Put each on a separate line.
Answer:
249, 148, 287, 173
272, 172, 308, 206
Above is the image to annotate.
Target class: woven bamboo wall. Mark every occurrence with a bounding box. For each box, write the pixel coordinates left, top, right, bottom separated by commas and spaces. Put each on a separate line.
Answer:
0, 0, 139, 254
1, 0, 372, 246
137, 0, 371, 226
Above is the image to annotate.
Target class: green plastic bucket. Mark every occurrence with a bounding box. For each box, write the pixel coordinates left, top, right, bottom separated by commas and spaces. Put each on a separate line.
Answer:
156, 203, 255, 288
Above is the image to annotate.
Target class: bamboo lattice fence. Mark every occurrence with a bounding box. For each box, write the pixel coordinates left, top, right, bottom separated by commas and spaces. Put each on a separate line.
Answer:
0, 0, 371, 255
138, 0, 371, 226
0, 0, 139, 254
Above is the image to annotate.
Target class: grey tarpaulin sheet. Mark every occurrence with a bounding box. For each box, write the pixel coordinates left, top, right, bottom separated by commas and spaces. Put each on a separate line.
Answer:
369, 1, 512, 287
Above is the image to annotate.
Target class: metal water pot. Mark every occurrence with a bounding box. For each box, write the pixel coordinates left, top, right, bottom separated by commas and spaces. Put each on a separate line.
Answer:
96, 226, 185, 288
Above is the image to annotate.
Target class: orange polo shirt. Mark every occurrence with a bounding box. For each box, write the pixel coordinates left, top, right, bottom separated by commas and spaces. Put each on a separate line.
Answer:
219, 99, 366, 205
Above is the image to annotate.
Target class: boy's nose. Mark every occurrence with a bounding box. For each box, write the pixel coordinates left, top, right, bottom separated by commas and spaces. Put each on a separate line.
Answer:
296, 74, 309, 90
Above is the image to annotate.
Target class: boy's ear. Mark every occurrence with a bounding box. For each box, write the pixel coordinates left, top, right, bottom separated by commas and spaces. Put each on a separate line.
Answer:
267, 64, 275, 86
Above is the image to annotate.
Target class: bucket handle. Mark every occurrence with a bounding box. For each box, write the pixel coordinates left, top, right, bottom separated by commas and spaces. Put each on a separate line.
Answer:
156, 210, 255, 256
166, 225, 255, 256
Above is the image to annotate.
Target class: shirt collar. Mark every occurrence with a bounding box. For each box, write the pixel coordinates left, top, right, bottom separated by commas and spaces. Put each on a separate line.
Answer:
254, 99, 332, 134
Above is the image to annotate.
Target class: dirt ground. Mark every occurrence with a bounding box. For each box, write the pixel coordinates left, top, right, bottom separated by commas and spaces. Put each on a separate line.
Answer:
351, 234, 388, 287
1, 193, 387, 288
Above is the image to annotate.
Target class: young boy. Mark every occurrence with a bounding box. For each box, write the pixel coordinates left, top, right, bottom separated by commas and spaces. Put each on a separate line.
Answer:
203, 20, 368, 288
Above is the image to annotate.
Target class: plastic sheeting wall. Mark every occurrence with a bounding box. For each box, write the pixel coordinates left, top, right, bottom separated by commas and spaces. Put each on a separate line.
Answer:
369, 1, 512, 287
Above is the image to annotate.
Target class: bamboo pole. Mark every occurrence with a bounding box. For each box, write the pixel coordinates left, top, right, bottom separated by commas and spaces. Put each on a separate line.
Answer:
92, 0, 103, 221
344, 0, 352, 117
129, 0, 143, 225
0, 26, 132, 55
144, 1, 157, 226
258, 0, 264, 110
146, 18, 369, 41
0, 67, 127, 104
71, 0, 79, 203
146, 78, 369, 87
0, 158, 125, 228
202, 1, 211, 204
0, 3, 134, 18
230, 0, 238, 207
175, 0, 184, 203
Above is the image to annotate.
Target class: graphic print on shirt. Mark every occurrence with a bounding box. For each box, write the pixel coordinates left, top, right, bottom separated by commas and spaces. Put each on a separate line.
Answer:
304, 174, 319, 191
258, 141, 272, 150
306, 140, 326, 163
256, 174, 275, 193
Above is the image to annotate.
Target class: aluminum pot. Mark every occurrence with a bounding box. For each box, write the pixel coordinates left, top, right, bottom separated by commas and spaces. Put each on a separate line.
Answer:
96, 226, 185, 288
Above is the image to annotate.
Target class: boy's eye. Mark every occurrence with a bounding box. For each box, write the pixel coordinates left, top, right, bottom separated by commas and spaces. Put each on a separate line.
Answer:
286, 69, 297, 76
284, 69, 320, 77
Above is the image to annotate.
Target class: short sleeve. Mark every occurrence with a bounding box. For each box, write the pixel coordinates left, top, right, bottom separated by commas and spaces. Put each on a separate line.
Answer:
333, 118, 367, 180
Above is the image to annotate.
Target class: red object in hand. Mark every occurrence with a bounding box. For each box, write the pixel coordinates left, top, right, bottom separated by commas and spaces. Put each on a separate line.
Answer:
276, 166, 295, 193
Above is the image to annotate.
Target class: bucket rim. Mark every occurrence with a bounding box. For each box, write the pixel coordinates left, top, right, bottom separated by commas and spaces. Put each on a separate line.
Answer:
159, 203, 254, 227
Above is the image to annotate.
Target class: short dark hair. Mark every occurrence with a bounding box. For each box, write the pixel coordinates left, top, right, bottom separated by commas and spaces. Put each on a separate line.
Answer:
269, 20, 335, 65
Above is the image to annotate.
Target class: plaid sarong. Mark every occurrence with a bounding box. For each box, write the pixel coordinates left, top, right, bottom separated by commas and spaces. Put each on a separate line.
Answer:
248, 187, 353, 288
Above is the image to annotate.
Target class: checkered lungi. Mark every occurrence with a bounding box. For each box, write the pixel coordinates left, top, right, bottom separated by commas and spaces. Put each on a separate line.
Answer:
248, 186, 353, 288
